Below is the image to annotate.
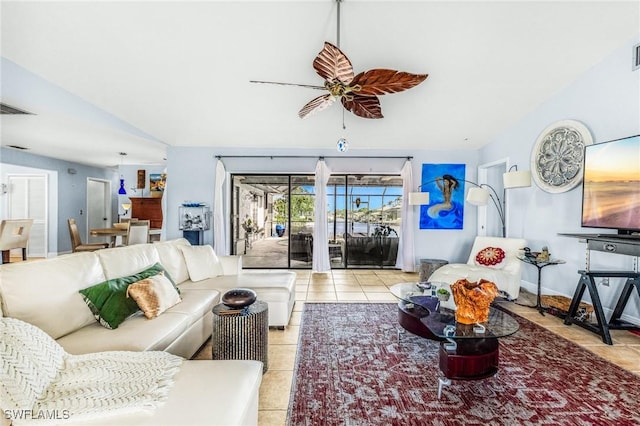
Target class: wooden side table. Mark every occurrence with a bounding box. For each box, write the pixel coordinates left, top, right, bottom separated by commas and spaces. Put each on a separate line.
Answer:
212, 300, 269, 373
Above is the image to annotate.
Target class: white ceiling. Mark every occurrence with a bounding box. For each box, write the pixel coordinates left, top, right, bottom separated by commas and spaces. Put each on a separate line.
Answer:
1, 1, 639, 168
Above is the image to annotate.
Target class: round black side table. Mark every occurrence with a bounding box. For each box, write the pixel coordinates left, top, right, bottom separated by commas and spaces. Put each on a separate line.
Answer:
517, 255, 565, 315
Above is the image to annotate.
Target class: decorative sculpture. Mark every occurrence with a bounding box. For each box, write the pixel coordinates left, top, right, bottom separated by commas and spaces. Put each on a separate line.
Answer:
450, 278, 500, 324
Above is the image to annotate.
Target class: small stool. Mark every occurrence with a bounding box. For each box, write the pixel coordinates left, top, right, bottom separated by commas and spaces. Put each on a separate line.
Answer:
212, 300, 269, 373
418, 258, 449, 282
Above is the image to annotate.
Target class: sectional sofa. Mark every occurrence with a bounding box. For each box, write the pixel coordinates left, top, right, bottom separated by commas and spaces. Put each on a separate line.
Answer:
0, 238, 296, 425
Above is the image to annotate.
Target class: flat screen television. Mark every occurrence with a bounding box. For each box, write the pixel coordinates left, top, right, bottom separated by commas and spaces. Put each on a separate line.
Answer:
581, 134, 640, 235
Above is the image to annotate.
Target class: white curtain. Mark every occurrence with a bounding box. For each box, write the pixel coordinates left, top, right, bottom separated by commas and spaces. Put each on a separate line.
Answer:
395, 160, 416, 272
312, 160, 331, 272
213, 159, 228, 255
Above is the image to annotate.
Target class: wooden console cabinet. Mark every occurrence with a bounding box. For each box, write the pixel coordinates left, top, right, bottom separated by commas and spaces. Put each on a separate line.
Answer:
130, 197, 162, 229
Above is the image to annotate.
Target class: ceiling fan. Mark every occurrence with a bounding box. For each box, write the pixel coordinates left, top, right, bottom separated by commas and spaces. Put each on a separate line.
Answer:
251, 41, 428, 120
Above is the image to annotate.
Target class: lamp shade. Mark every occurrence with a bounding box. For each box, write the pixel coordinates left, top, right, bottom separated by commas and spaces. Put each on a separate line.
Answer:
408, 192, 430, 206
503, 170, 532, 189
121, 203, 131, 211
466, 187, 490, 206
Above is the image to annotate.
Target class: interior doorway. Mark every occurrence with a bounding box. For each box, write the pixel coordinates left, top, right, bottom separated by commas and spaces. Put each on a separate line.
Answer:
477, 159, 508, 237
87, 178, 111, 244
6, 174, 48, 257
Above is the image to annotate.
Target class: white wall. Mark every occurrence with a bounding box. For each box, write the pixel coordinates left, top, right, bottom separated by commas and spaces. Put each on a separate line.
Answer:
480, 35, 640, 323
166, 146, 480, 265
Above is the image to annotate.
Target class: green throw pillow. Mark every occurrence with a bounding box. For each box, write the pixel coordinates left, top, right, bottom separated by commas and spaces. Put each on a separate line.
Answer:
79, 263, 178, 329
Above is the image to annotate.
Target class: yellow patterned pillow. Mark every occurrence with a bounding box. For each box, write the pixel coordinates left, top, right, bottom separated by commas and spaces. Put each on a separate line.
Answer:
126, 272, 182, 319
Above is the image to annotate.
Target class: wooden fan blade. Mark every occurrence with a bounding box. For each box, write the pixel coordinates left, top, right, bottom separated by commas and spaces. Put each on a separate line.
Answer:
313, 42, 354, 85
341, 95, 383, 119
351, 69, 428, 96
299, 94, 337, 119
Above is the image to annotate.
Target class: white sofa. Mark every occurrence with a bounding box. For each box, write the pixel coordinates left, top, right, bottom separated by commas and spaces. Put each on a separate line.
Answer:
0, 238, 296, 426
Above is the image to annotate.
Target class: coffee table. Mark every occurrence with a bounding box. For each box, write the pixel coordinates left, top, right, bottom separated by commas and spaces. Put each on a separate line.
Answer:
390, 282, 519, 398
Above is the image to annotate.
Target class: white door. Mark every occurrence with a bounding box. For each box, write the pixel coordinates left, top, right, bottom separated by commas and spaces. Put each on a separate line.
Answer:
87, 179, 111, 244
477, 160, 507, 237
7, 174, 48, 257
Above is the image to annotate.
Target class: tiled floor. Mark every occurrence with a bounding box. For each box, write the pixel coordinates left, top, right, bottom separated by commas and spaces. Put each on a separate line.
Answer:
257, 269, 640, 426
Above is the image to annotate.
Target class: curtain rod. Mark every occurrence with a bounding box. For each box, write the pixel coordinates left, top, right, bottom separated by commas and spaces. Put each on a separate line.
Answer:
215, 155, 413, 160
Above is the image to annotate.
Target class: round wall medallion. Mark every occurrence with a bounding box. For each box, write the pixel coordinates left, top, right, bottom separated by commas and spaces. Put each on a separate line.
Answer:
222, 288, 257, 308
530, 120, 593, 193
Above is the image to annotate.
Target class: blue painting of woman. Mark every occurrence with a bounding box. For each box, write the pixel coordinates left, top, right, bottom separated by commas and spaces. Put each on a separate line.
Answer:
419, 164, 465, 229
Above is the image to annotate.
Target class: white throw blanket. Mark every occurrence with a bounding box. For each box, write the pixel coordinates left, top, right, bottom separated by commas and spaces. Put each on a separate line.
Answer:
1, 317, 183, 425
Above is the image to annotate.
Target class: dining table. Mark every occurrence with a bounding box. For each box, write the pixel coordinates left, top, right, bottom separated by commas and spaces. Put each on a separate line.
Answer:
89, 227, 161, 247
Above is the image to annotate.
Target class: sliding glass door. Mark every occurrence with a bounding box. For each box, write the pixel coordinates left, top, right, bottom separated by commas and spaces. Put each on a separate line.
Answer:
231, 174, 315, 268
341, 175, 403, 268
231, 173, 402, 269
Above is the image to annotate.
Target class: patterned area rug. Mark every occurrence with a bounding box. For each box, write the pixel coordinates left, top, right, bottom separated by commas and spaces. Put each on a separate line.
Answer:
287, 303, 640, 425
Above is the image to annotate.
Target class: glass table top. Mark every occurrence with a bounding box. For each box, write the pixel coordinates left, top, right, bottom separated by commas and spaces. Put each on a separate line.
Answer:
390, 282, 520, 340
517, 254, 565, 266
389, 282, 446, 303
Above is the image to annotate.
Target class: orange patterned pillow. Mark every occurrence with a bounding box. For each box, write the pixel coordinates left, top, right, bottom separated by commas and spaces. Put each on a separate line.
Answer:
474, 247, 506, 268
126, 272, 182, 319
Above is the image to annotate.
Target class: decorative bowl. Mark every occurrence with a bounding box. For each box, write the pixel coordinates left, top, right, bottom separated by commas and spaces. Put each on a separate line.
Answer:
222, 288, 257, 308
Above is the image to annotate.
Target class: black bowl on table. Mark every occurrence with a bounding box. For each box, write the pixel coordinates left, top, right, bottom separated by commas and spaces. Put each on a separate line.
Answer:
222, 288, 257, 308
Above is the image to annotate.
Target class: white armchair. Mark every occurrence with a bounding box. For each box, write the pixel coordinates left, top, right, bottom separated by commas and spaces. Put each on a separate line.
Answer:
428, 236, 527, 300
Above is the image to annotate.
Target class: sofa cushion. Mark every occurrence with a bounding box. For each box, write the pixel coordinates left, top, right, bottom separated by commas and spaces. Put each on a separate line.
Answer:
153, 239, 191, 284
0, 252, 105, 339
126, 273, 182, 319
53, 360, 263, 426
79, 263, 176, 330
56, 312, 192, 355
166, 289, 219, 322
97, 244, 161, 280
180, 272, 295, 303
179, 245, 223, 281
0, 317, 66, 410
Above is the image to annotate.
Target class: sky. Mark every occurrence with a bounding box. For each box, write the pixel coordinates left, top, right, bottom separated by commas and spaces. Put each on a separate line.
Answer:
584, 136, 640, 182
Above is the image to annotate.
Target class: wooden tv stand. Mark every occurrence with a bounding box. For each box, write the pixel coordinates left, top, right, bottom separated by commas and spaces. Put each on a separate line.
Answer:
559, 233, 640, 345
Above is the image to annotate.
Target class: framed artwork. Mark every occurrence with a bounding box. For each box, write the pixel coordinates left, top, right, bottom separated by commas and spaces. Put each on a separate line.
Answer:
149, 173, 166, 192
530, 120, 592, 193
419, 163, 466, 230
136, 170, 146, 189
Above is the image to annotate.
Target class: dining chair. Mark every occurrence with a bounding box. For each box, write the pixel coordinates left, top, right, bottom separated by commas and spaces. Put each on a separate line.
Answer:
0, 219, 34, 264
126, 220, 150, 245
67, 218, 110, 253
